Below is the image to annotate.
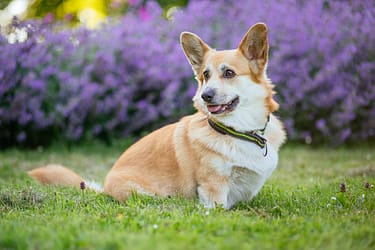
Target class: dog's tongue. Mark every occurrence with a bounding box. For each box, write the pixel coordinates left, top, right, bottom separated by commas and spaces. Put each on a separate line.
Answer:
207, 105, 222, 113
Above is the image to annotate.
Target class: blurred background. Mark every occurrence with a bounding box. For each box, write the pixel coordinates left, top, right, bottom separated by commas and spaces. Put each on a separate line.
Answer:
0, 0, 374, 148
0, 0, 188, 28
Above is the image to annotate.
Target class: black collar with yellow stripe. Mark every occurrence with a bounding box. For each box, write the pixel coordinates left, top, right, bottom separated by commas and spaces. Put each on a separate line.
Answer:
207, 116, 269, 155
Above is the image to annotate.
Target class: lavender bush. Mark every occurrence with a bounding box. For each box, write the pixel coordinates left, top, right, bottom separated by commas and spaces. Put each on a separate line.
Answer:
0, 0, 374, 147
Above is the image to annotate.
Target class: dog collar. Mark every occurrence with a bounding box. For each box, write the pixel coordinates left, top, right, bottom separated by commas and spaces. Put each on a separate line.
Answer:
207, 116, 269, 155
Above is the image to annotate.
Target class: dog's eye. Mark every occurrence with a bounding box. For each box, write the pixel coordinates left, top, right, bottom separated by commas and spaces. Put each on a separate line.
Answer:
223, 69, 236, 78
203, 70, 210, 81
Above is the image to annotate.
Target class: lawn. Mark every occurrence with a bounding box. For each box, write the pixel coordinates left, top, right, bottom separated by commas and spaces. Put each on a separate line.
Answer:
0, 141, 374, 250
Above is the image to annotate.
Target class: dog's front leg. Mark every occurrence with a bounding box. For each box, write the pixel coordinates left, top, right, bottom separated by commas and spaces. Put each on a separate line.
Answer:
196, 161, 232, 209
197, 182, 231, 209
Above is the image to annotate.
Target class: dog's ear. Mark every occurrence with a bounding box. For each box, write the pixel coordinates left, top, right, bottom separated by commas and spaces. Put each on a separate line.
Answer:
180, 32, 211, 74
238, 23, 269, 75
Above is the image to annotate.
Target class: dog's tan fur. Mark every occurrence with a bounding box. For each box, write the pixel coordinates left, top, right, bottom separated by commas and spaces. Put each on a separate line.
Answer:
29, 23, 286, 209
28, 164, 83, 186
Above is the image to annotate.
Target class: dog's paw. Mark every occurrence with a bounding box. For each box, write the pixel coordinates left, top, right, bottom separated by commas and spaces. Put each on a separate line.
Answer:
198, 186, 231, 209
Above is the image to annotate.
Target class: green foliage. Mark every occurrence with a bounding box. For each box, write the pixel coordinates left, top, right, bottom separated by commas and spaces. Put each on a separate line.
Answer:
0, 143, 374, 249
157, 0, 188, 10
27, 0, 65, 17
0, 0, 12, 9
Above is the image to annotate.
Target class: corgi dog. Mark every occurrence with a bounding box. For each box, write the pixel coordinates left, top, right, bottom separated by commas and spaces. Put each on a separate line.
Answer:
29, 23, 286, 209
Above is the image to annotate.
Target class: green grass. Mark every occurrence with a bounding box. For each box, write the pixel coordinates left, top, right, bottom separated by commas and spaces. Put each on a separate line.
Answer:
0, 141, 374, 250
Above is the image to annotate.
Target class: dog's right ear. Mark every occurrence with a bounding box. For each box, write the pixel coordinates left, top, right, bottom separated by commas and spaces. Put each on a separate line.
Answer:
180, 32, 211, 75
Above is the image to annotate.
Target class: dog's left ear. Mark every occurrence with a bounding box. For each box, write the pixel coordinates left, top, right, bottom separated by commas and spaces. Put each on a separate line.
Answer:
238, 23, 269, 75
180, 32, 211, 75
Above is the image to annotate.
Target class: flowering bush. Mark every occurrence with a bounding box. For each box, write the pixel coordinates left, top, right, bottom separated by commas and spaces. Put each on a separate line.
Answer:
0, 0, 374, 147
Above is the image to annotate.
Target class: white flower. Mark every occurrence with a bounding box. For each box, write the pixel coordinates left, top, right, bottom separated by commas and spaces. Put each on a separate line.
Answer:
7, 27, 28, 44
16, 27, 28, 42
7, 33, 16, 44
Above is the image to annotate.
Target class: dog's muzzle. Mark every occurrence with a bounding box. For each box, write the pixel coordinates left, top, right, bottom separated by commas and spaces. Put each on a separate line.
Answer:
201, 88, 215, 103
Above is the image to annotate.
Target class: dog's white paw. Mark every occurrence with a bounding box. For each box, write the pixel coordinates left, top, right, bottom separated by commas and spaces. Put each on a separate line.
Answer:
198, 185, 230, 209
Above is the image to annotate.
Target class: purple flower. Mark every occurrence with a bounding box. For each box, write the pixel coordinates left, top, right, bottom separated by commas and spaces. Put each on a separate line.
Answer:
80, 181, 85, 190
340, 183, 346, 193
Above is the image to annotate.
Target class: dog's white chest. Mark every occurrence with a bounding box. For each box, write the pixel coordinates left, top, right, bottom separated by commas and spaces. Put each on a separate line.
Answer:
212, 138, 278, 175
211, 139, 278, 207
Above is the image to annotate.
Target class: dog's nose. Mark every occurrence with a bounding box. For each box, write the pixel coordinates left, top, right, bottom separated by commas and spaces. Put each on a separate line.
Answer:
201, 88, 215, 103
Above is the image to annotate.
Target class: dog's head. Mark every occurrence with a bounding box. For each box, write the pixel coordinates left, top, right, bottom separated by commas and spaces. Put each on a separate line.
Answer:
180, 23, 279, 131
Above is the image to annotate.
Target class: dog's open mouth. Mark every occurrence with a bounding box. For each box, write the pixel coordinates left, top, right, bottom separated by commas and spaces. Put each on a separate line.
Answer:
207, 96, 239, 114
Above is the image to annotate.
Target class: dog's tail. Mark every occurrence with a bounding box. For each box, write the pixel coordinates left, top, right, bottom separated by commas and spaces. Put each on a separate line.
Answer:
28, 165, 103, 192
